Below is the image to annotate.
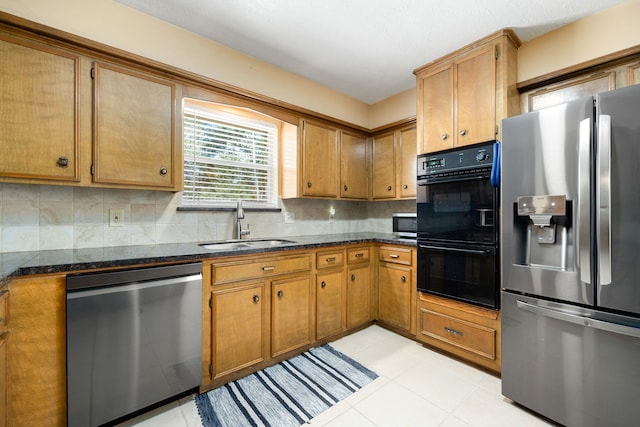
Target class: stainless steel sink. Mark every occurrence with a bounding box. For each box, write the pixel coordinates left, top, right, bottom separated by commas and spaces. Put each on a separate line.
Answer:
199, 239, 296, 251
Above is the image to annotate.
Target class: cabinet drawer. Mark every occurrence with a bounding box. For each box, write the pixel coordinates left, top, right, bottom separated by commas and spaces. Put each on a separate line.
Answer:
316, 250, 345, 269
212, 254, 312, 284
379, 246, 412, 265
0, 291, 7, 334
420, 309, 496, 361
347, 247, 370, 264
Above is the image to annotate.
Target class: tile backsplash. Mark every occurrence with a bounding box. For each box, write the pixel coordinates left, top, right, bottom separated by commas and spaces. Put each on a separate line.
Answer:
0, 183, 415, 253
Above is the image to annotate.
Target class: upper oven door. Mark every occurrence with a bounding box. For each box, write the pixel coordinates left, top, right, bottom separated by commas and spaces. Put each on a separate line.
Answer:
417, 174, 497, 245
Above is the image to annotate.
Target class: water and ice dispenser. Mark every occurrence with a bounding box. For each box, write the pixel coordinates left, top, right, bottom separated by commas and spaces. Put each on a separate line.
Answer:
515, 195, 572, 271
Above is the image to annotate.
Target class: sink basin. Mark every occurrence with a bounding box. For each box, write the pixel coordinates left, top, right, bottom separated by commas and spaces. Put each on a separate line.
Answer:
199, 239, 296, 251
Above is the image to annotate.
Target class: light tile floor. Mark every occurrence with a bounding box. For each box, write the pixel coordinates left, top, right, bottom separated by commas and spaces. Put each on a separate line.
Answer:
119, 325, 556, 427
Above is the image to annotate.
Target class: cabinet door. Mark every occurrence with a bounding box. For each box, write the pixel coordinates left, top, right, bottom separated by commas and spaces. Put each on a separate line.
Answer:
421, 67, 453, 153
93, 62, 177, 189
340, 130, 368, 199
0, 36, 80, 181
371, 131, 396, 199
301, 120, 338, 197
346, 265, 371, 328
456, 45, 496, 146
272, 276, 313, 356
378, 263, 412, 331
211, 282, 267, 379
398, 126, 417, 198
316, 271, 345, 340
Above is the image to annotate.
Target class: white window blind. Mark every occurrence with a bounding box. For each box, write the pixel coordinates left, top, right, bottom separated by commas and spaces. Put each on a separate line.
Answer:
182, 102, 278, 207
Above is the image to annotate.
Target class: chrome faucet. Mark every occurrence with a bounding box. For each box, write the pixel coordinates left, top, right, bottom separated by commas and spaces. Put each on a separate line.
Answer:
236, 200, 250, 239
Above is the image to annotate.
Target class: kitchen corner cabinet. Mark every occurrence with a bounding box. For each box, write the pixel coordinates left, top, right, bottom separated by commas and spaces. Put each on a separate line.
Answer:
377, 246, 416, 334
417, 292, 501, 373
346, 246, 372, 328
92, 63, 179, 189
0, 35, 80, 182
415, 29, 520, 154
371, 125, 416, 200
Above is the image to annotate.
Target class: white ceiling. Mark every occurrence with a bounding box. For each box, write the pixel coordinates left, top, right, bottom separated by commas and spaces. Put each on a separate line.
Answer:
115, 0, 626, 104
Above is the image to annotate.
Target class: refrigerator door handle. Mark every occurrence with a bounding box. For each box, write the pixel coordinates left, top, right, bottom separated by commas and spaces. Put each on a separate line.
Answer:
516, 299, 640, 338
598, 114, 612, 285
578, 118, 592, 285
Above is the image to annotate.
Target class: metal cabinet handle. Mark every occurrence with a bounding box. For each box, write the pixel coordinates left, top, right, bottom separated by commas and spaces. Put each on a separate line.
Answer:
441, 133, 448, 141
326, 257, 336, 263
401, 275, 406, 282
387, 185, 392, 191
159, 166, 168, 176
57, 156, 69, 168
444, 326, 463, 336
344, 184, 348, 191
321, 281, 326, 289
355, 253, 364, 258
253, 294, 260, 304
403, 184, 408, 189
307, 181, 312, 188
277, 290, 284, 299
460, 129, 467, 136
389, 254, 400, 259
350, 274, 356, 281
262, 266, 275, 272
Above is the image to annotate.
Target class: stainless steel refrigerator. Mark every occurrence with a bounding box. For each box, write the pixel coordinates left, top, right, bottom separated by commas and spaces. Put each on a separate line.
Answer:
500, 84, 640, 427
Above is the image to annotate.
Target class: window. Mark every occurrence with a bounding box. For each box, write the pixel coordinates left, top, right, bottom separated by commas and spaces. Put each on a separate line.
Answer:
182, 99, 279, 208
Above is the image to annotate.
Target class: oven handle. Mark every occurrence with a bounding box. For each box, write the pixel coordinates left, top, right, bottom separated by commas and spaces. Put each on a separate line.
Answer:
418, 244, 492, 255
417, 174, 490, 186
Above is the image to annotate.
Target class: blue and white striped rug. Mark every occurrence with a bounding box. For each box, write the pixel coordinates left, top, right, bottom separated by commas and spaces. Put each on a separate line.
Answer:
195, 344, 378, 427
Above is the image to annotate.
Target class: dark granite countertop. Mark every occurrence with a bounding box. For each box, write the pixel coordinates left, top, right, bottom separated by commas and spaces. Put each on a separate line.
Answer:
0, 233, 416, 286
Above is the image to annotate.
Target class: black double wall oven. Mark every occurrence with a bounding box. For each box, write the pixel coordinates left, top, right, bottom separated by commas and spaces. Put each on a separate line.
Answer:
416, 141, 499, 309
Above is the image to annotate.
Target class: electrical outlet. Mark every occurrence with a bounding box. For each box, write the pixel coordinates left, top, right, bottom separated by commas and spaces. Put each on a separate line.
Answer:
329, 207, 335, 223
109, 208, 124, 227
284, 212, 295, 224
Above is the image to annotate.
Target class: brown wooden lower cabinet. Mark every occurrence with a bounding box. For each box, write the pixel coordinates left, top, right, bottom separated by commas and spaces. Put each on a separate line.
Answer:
0, 290, 8, 427
271, 275, 314, 357
417, 292, 501, 373
316, 270, 345, 340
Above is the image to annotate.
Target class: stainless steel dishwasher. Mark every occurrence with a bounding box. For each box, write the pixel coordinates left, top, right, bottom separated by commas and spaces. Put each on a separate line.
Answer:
66, 263, 202, 427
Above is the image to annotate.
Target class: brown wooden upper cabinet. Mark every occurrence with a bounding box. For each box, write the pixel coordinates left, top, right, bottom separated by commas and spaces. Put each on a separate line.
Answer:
298, 119, 368, 200
415, 29, 520, 154
371, 124, 416, 200
92, 62, 178, 190
0, 35, 80, 182
0, 27, 182, 191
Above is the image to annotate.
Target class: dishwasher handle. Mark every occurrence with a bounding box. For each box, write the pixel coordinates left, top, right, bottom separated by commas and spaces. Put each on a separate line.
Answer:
67, 274, 202, 300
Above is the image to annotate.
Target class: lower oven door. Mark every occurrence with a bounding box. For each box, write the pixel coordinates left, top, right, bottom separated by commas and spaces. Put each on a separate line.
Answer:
417, 242, 498, 309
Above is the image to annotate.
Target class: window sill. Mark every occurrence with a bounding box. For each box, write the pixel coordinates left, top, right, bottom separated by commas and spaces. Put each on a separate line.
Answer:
177, 206, 282, 213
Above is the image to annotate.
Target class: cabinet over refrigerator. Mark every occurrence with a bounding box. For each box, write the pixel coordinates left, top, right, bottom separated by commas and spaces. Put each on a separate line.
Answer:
500, 84, 640, 427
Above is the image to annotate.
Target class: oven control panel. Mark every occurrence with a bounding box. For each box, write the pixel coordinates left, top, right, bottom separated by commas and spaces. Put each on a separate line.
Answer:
417, 141, 495, 180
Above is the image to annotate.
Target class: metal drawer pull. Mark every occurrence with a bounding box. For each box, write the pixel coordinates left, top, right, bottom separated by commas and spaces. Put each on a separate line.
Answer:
326, 257, 336, 263
277, 290, 284, 299
444, 327, 464, 336
262, 266, 275, 272
355, 253, 364, 258
253, 294, 260, 303
321, 281, 327, 288
389, 254, 400, 259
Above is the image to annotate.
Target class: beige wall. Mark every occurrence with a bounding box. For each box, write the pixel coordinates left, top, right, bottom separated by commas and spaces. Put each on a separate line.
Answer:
0, 0, 372, 127
2, 0, 639, 130
518, 0, 640, 82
